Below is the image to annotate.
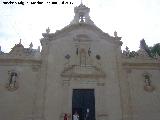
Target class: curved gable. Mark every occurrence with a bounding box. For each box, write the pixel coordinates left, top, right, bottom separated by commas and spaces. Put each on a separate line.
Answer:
42, 23, 122, 46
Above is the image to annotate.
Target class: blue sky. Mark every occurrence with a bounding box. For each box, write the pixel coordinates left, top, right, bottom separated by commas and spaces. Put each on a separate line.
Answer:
0, 0, 160, 52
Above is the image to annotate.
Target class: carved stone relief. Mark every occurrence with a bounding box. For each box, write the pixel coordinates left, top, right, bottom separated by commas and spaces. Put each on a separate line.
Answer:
61, 35, 106, 85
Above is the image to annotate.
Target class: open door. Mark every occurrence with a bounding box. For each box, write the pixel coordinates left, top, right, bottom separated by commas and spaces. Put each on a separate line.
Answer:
72, 89, 95, 120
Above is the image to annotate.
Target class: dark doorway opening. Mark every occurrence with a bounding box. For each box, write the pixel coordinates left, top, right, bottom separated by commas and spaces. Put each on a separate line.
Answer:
72, 89, 95, 120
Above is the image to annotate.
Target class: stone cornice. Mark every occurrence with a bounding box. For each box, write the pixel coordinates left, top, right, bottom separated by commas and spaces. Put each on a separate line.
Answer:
122, 58, 160, 69
122, 57, 159, 63
0, 57, 41, 65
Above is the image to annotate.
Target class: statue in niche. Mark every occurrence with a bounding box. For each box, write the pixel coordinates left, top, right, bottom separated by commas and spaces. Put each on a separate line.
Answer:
143, 73, 154, 92
76, 48, 79, 55
6, 71, 18, 91
80, 48, 87, 66
144, 74, 151, 86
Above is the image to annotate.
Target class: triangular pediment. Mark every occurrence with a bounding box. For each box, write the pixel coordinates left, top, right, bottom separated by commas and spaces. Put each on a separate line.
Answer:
61, 65, 106, 78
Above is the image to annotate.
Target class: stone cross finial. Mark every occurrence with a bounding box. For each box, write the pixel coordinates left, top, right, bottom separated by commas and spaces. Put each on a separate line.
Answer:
114, 31, 118, 37
46, 27, 50, 34
19, 39, 22, 44
125, 46, 130, 53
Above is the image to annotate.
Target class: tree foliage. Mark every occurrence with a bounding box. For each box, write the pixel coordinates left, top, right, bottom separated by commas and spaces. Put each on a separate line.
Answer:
140, 39, 160, 58
140, 39, 152, 57
150, 43, 160, 56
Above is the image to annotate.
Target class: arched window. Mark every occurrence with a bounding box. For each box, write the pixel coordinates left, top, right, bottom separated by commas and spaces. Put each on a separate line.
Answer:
79, 15, 85, 23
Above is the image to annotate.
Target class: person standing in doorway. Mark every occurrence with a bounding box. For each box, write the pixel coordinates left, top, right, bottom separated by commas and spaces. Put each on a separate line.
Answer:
73, 111, 79, 120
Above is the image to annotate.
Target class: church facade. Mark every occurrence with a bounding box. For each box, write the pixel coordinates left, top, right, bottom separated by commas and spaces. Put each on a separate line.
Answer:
0, 4, 160, 120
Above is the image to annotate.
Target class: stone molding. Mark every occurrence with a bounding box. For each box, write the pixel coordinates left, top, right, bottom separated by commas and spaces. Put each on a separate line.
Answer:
122, 62, 160, 70
0, 58, 41, 65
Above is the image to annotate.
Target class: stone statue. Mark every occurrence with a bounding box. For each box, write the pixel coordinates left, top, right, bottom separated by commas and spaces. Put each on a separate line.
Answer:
76, 48, 79, 55
88, 48, 91, 56
29, 42, 33, 49
144, 75, 151, 86
9, 72, 17, 88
